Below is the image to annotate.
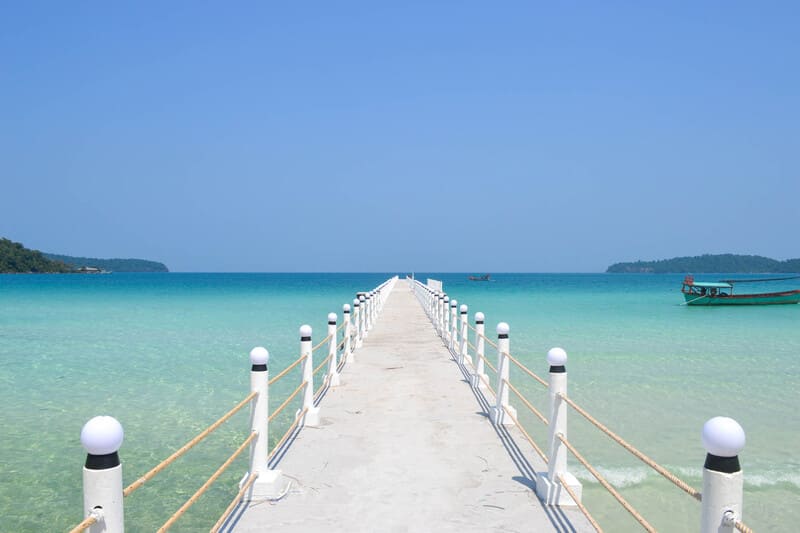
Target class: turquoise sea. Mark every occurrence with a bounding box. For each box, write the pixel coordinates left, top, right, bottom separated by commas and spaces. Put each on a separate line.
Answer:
1, 273, 798, 532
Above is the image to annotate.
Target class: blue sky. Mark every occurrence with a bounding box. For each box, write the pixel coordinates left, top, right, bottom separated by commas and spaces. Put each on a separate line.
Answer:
2, 2, 798, 272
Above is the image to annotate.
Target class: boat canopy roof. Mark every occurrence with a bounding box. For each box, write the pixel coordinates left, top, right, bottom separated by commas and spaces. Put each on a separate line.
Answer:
688, 281, 733, 289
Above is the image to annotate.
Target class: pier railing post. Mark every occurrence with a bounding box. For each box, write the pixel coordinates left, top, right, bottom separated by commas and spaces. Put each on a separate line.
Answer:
471, 312, 487, 388
459, 304, 471, 367
701, 417, 745, 533
489, 322, 516, 426
536, 347, 581, 506
297, 325, 320, 426
448, 299, 458, 353
433, 294, 441, 334
442, 294, 450, 346
353, 298, 362, 349
80, 416, 125, 533
358, 294, 367, 340
327, 313, 340, 386
365, 293, 372, 333
343, 304, 354, 362
243, 347, 284, 499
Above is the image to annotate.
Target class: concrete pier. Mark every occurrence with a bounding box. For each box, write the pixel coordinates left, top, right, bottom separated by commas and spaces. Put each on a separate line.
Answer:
225, 285, 593, 532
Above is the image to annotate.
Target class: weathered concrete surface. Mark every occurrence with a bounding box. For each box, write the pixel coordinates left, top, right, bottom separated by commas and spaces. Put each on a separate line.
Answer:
227, 283, 592, 532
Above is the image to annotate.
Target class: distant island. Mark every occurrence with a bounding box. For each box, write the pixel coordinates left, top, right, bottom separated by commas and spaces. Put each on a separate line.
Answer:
44, 253, 169, 273
607, 254, 800, 274
0, 237, 169, 274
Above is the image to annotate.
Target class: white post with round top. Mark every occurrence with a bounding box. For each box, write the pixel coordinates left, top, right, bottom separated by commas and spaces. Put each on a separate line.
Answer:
489, 322, 516, 426
81, 416, 125, 533
701, 417, 745, 533
458, 304, 471, 367
448, 299, 458, 353
296, 325, 320, 426
442, 296, 450, 345
242, 347, 285, 499
358, 294, 367, 341
536, 347, 582, 506
343, 304, 354, 363
327, 313, 341, 386
471, 312, 488, 388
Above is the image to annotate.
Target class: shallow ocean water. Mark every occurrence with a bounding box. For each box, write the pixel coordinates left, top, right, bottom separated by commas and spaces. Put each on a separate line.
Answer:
0, 273, 797, 531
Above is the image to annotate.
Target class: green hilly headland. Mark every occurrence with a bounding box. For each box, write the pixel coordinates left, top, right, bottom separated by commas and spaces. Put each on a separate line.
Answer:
44, 253, 168, 273
607, 254, 800, 273
0, 238, 73, 273
0, 237, 169, 273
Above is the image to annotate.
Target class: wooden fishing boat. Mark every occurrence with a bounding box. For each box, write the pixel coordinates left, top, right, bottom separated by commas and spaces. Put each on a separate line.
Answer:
681, 275, 800, 306
468, 274, 490, 281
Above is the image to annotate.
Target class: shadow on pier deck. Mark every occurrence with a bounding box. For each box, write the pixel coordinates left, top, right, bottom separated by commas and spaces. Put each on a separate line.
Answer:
222, 285, 593, 532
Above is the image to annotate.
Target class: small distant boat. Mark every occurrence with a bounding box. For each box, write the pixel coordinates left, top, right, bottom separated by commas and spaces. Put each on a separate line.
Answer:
681, 275, 800, 306
468, 274, 491, 281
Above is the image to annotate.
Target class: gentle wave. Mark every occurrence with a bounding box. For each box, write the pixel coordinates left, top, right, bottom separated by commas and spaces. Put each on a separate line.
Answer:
574, 465, 800, 490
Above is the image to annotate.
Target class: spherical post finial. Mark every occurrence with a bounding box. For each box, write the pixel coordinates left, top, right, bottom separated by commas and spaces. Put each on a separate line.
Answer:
343, 303, 350, 312
451, 299, 457, 307
249, 346, 269, 365
702, 417, 746, 457
475, 312, 485, 322
328, 312, 337, 323
547, 347, 568, 366
460, 304, 468, 313
300, 324, 312, 338
496, 322, 510, 336
81, 416, 124, 456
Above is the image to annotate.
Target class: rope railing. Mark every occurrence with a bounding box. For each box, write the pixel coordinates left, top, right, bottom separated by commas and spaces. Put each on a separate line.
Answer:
502, 405, 549, 463
311, 334, 332, 353
123, 390, 258, 497
68, 276, 400, 533
269, 407, 308, 460
313, 352, 333, 377
67, 514, 98, 533
558, 392, 701, 501
558, 433, 657, 533
503, 378, 548, 426
210, 471, 259, 533
558, 473, 603, 533
269, 380, 307, 423
157, 431, 257, 532
268, 354, 307, 386
411, 279, 754, 533
503, 351, 548, 388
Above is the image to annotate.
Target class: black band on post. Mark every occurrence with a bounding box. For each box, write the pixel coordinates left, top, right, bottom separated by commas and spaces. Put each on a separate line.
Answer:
251, 364, 267, 372
85, 452, 120, 470
549, 365, 566, 373
704, 453, 741, 473
301, 336, 311, 342
476, 320, 484, 324
498, 333, 509, 339
328, 321, 336, 325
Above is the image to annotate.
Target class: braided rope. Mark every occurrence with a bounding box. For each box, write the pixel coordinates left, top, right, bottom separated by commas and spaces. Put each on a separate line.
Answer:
503, 351, 548, 388
157, 432, 257, 532
479, 332, 498, 350
735, 520, 754, 533
123, 391, 257, 497
268, 354, 307, 386
67, 513, 99, 533
558, 434, 656, 532
479, 351, 497, 373
557, 473, 603, 532
502, 405, 548, 463
313, 352, 333, 377
503, 378, 548, 425
311, 334, 332, 353
269, 407, 307, 459
269, 380, 307, 423
210, 471, 259, 533
559, 393, 701, 501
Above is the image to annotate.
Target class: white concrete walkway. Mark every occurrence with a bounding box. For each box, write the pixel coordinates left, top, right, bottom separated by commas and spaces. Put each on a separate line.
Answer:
225, 284, 593, 532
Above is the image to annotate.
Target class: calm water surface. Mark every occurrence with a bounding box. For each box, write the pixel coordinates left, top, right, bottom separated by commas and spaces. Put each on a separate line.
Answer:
1, 273, 797, 531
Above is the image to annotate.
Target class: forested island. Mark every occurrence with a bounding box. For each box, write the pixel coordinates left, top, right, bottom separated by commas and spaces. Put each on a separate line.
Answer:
44, 253, 169, 273
607, 254, 800, 273
0, 238, 169, 273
